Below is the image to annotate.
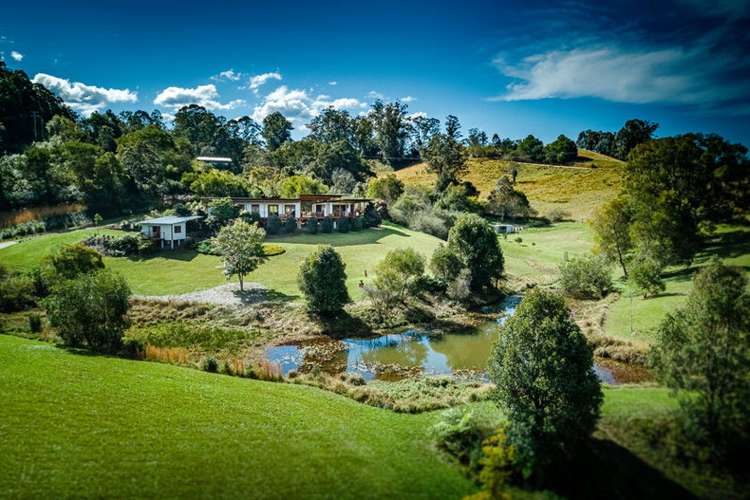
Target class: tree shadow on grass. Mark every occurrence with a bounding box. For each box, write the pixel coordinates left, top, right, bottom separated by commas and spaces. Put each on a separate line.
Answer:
541, 438, 696, 500
126, 248, 200, 263
267, 225, 412, 248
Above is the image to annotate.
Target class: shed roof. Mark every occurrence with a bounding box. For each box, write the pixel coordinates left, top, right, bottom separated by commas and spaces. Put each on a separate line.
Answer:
137, 215, 202, 225
196, 156, 233, 163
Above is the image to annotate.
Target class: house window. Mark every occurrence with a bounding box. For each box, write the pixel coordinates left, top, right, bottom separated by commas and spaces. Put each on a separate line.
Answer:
268, 204, 279, 215
174, 225, 182, 234
285, 204, 296, 217
251, 204, 260, 213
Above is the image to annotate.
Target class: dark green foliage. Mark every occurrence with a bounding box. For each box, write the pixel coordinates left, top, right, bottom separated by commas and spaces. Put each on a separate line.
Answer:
650, 262, 750, 460
262, 112, 293, 151
351, 216, 364, 231
488, 289, 602, 474
265, 214, 281, 235
337, 217, 351, 233
543, 135, 577, 164
628, 245, 665, 297
423, 130, 466, 192
447, 214, 504, 291
44, 244, 104, 281
206, 197, 240, 228
284, 216, 297, 234
362, 202, 381, 227
44, 270, 131, 352
366, 174, 404, 204
514, 135, 544, 162
297, 245, 349, 315
576, 129, 617, 157
202, 357, 219, 373
435, 183, 481, 213
616, 118, 658, 159
368, 248, 426, 308
28, 313, 43, 333
429, 244, 463, 284
240, 210, 262, 225
82, 233, 153, 257
559, 254, 613, 299
320, 216, 334, 233
0, 267, 36, 312
304, 217, 318, 234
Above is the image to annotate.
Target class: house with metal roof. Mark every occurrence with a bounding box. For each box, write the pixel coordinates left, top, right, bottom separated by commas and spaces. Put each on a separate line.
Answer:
136, 215, 202, 249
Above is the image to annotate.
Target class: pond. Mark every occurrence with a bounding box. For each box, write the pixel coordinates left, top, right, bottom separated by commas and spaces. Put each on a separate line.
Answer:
266, 295, 650, 384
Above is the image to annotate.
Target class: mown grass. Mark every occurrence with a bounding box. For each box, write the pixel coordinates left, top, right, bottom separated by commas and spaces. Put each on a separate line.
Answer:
0, 222, 442, 298
391, 150, 624, 221
0, 334, 476, 499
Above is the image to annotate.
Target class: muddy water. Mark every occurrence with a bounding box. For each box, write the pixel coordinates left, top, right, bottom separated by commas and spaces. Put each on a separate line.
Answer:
266, 295, 650, 384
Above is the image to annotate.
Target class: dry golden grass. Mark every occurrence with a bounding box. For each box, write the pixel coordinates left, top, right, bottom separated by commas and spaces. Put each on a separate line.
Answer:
144, 345, 190, 365
389, 150, 625, 221
0, 203, 84, 228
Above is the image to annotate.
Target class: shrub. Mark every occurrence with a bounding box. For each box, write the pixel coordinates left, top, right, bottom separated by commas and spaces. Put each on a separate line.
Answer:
320, 216, 334, 233
488, 289, 602, 474
0, 273, 36, 312
474, 426, 518, 499
368, 248, 426, 308
28, 313, 43, 333
431, 405, 504, 473
265, 214, 281, 235
195, 238, 221, 255
351, 216, 364, 231
304, 217, 318, 234
430, 244, 464, 284
206, 197, 240, 228
559, 254, 613, 299
82, 233, 153, 257
239, 210, 262, 225
297, 245, 349, 315
44, 270, 131, 353
628, 245, 665, 298
447, 214, 504, 291
202, 357, 219, 373
44, 244, 104, 281
284, 216, 297, 234
366, 174, 404, 204
363, 202, 382, 227
337, 217, 351, 233
93, 213, 103, 226
262, 244, 285, 256
447, 268, 472, 303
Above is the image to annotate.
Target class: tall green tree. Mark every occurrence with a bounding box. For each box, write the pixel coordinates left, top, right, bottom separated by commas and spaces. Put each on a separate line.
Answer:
590, 196, 633, 276
447, 214, 504, 291
543, 134, 577, 164
423, 132, 466, 192
298, 246, 349, 315
650, 261, 750, 454
262, 112, 293, 151
370, 100, 410, 165
616, 118, 658, 159
488, 289, 602, 473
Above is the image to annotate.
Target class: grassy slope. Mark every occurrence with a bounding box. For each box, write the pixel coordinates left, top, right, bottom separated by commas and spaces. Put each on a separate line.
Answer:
0, 334, 690, 499
605, 223, 750, 343
0, 223, 442, 298
0, 335, 475, 499
391, 150, 624, 221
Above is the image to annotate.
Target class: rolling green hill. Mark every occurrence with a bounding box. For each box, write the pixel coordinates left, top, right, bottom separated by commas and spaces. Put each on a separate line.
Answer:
390, 150, 625, 221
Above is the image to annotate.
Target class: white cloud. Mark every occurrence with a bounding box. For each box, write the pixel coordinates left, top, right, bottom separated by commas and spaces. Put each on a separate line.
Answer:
367, 90, 384, 100
251, 85, 366, 124
249, 71, 282, 93
10, 50, 23, 61
400, 96, 416, 103
328, 81, 337, 86
31, 73, 137, 116
492, 38, 750, 111
211, 69, 242, 81
407, 111, 427, 120
153, 84, 245, 111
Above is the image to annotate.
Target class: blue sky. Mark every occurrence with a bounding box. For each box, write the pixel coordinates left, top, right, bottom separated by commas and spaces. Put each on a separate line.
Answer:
2, 0, 749, 145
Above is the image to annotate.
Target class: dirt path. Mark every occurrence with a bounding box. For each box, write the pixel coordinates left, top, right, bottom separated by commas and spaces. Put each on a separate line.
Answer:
134, 282, 267, 307
0, 240, 18, 250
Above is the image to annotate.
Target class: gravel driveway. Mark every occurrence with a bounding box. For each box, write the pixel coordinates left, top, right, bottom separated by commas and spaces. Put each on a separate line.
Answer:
135, 282, 267, 307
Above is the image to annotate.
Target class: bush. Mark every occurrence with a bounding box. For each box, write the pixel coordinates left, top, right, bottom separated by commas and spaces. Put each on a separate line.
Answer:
363, 202, 382, 227
206, 197, 240, 228
368, 248, 426, 309
431, 405, 504, 473
93, 213, 103, 226
320, 216, 334, 233
239, 210, 262, 225
44, 270, 131, 352
297, 245, 349, 315
28, 313, 43, 333
304, 217, 318, 234
202, 357, 219, 373
559, 254, 613, 299
0, 273, 36, 312
447, 214, 504, 291
284, 216, 297, 234
430, 244, 464, 284
447, 268, 472, 303
488, 289, 602, 474
262, 244, 286, 256
265, 214, 282, 235
195, 238, 221, 255
351, 216, 364, 231
629, 246, 665, 298
44, 244, 104, 281
337, 217, 351, 233
82, 233, 153, 257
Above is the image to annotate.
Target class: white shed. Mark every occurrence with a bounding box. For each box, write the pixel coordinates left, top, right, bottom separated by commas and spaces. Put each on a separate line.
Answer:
137, 215, 202, 249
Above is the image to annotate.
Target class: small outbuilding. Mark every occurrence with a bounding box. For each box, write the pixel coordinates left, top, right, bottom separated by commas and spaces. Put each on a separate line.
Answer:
137, 215, 202, 249
492, 223, 520, 234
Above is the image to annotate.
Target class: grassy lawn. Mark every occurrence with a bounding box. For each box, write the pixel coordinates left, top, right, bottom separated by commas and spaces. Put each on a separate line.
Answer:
391, 150, 624, 221
500, 222, 595, 285
0, 222, 442, 298
0, 334, 475, 499
605, 223, 750, 344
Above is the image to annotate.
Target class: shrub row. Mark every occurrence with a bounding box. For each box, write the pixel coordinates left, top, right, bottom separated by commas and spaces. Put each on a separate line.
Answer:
0, 212, 91, 240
